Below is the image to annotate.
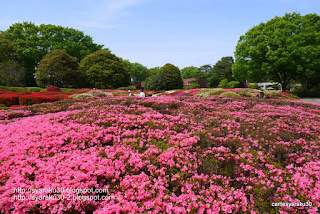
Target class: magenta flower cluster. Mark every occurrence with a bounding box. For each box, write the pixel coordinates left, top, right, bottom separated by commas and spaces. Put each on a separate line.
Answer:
0, 96, 319, 213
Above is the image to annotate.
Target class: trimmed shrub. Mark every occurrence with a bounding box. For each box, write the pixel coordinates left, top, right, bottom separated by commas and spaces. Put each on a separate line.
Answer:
27, 87, 42, 92
47, 86, 61, 92
197, 89, 224, 97
236, 89, 256, 97
220, 91, 240, 97
250, 83, 259, 89
186, 83, 200, 89
145, 73, 166, 91
228, 81, 240, 88
159, 63, 183, 90
60, 88, 76, 93
79, 50, 131, 89
117, 85, 137, 91
0, 93, 20, 106
69, 93, 94, 99
218, 79, 229, 88
86, 90, 106, 97
18, 92, 68, 105
35, 49, 79, 88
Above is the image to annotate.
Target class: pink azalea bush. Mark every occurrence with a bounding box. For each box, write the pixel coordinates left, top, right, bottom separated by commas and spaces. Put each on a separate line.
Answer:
0, 95, 319, 213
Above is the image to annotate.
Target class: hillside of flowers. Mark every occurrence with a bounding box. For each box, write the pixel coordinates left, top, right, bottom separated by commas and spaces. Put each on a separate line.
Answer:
0, 88, 154, 108
157, 88, 298, 100
0, 87, 298, 109
0, 95, 319, 213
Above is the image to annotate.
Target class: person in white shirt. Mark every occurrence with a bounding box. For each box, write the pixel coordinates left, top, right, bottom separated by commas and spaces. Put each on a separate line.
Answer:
128, 89, 132, 96
139, 88, 145, 97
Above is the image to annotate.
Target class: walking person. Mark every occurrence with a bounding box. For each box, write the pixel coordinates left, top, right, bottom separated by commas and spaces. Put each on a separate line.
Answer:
139, 88, 145, 97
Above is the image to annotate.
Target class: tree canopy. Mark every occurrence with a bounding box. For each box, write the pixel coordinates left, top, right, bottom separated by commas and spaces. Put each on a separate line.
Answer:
233, 13, 320, 91
121, 60, 150, 82
208, 56, 234, 87
0, 33, 16, 63
144, 73, 166, 90
149, 67, 160, 76
35, 50, 79, 88
159, 63, 183, 90
180, 66, 201, 79
198, 64, 212, 74
0, 33, 24, 86
79, 50, 131, 89
4, 22, 103, 86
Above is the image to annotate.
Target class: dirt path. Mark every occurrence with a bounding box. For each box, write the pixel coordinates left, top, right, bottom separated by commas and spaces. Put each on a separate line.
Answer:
299, 98, 320, 104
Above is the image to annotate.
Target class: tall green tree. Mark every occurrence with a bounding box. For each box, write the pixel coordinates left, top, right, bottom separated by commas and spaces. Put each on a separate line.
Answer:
149, 67, 160, 76
0, 33, 24, 86
0, 33, 16, 62
198, 64, 212, 74
0, 60, 25, 87
144, 73, 166, 90
121, 59, 150, 82
233, 13, 320, 91
35, 50, 79, 88
79, 50, 130, 89
159, 63, 183, 90
180, 66, 201, 79
208, 56, 234, 87
4, 22, 103, 86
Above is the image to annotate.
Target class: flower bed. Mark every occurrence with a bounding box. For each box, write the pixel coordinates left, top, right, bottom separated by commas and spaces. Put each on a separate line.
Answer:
0, 96, 319, 213
158, 88, 299, 100
0, 91, 70, 107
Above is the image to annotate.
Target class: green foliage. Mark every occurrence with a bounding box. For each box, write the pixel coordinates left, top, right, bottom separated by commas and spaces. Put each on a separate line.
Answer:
0, 86, 25, 92
296, 86, 320, 97
208, 56, 234, 87
35, 50, 79, 88
186, 83, 200, 89
26, 87, 42, 92
121, 59, 150, 82
0, 33, 25, 87
149, 67, 160, 76
0, 33, 17, 63
220, 91, 240, 97
196, 89, 224, 97
236, 89, 256, 97
79, 50, 131, 89
218, 79, 229, 88
180, 66, 201, 79
228, 81, 240, 88
117, 85, 137, 90
159, 63, 183, 90
0, 60, 25, 87
198, 64, 212, 73
249, 83, 259, 89
69, 93, 94, 99
218, 79, 239, 89
4, 22, 103, 86
233, 13, 320, 91
144, 73, 166, 90
60, 88, 76, 92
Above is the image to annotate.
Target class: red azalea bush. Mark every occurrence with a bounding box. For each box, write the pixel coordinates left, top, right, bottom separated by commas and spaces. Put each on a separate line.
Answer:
18, 92, 69, 105
10, 105, 24, 108
46, 86, 61, 92
0, 90, 70, 107
0, 92, 20, 106
0, 96, 319, 213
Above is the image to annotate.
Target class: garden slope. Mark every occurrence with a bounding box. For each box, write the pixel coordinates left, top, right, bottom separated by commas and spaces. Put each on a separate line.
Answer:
0, 96, 319, 213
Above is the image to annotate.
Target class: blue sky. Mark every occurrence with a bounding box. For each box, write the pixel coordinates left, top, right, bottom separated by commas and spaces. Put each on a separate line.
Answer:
0, 0, 319, 69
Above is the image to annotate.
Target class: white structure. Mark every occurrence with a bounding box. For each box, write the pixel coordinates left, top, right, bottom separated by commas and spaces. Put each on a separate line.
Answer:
257, 82, 282, 91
